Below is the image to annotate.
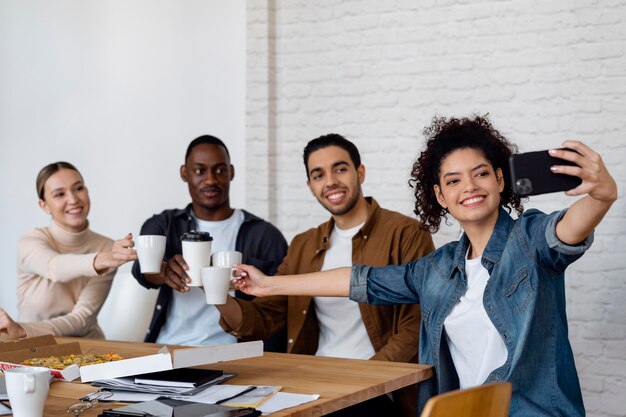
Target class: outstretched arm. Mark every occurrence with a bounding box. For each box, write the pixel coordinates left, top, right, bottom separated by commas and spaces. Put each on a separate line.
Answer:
550, 141, 618, 245
233, 264, 351, 297
93, 233, 138, 273
19, 232, 136, 283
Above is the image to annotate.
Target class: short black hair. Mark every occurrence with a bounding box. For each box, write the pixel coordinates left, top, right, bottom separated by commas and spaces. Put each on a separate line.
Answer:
185, 135, 230, 162
302, 133, 361, 179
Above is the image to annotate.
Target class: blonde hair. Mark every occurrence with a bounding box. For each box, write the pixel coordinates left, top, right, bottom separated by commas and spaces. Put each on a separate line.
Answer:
36, 161, 83, 200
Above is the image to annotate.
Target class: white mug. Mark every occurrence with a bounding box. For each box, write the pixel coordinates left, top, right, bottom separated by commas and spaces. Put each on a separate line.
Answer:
212, 250, 242, 271
182, 232, 213, 286
135, 235, 167, 274
5, 366, 50, 417
201, 267, 232, 304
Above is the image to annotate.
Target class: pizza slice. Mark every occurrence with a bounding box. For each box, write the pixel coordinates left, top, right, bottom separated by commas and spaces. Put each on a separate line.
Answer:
21, 352, 124, 370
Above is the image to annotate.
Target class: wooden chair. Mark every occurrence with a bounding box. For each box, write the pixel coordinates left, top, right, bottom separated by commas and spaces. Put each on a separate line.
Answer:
420, 382, 512, 417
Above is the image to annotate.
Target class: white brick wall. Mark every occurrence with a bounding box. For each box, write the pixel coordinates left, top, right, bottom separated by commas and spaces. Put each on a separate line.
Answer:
246, 1, 626, 416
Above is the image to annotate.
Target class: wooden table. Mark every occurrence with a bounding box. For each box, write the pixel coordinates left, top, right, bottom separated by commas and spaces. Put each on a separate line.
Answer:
23, 337, 433, 416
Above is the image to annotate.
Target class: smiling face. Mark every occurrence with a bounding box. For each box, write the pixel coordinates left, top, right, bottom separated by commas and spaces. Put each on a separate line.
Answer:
180, 143, 234, 221
39, 168, 90, 233
306, 145, 365, 217
433, 147, 504, 231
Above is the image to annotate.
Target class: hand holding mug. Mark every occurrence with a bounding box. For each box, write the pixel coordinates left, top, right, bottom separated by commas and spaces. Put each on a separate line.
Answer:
94, 233, 138, 273
232, 264, 273, 297
162, 254, 191, 292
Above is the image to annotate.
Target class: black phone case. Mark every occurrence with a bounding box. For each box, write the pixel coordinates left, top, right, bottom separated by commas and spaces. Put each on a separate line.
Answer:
509, 149, 582, 196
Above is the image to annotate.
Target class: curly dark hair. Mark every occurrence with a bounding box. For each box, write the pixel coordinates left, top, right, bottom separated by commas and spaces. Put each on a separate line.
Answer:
409, 114, 524, 233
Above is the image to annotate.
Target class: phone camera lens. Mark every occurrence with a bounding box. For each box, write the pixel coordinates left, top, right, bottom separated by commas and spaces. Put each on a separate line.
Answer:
516, 178, 533, 195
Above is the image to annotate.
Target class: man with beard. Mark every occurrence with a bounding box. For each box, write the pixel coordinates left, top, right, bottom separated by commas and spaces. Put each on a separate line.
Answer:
131, 135, 287, 347
216, 134, 434, 417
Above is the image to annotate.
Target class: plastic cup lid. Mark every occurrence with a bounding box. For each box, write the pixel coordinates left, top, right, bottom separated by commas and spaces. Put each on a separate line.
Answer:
181, 230, 213, 241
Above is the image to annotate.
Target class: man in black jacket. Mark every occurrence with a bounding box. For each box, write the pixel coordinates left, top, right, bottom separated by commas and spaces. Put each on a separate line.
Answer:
132, 135, 287, 348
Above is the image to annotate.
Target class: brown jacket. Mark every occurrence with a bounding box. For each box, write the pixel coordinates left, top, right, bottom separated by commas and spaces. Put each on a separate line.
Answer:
221, 197, 434, 416
221, 197, 434, 362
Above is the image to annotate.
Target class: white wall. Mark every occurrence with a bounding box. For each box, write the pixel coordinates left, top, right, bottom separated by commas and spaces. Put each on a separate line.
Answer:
246, 1, 626, 416
0, 1, 246, 320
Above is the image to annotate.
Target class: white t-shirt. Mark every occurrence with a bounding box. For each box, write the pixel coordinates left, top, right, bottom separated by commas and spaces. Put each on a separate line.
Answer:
314, 222, 375, 359
443, 253, 508, 388
156, 209, 244, 346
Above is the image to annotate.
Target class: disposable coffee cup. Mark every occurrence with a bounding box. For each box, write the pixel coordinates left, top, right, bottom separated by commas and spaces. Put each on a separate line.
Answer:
181, 231, 213, 286
201, 266, 231, 304
5, 366, 50, 417
135, 235, 167, 274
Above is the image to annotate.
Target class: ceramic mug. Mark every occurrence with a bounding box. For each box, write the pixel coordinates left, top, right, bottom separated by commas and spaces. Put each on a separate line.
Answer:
212, 250, 242, 276
135, 235, 167, 274
201, 267, 232, 304
5, 366, 50, 417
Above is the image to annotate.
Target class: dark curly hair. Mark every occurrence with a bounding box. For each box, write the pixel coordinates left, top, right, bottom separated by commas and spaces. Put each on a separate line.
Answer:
409, 114, 524, 233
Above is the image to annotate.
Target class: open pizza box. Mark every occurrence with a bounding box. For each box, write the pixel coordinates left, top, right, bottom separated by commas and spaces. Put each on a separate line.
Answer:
0, 335, 82, 381
0, 335, 263, 383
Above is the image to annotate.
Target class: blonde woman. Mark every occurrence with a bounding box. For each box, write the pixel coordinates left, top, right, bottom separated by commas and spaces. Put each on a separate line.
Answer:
0, 161, 137, 339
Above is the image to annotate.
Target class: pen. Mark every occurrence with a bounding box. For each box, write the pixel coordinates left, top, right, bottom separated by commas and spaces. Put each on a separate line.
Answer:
215, 386, 257, 404
99, 409, 154, 417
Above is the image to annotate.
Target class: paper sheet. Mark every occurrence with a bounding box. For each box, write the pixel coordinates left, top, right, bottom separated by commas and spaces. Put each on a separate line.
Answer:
257, 392, 320, 415
106, 391, 161, 402
102, 385, 320, 415
172, 384, 251, 404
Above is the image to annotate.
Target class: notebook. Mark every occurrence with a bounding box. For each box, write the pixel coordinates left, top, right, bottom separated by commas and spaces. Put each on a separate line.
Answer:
134, 368, 223, 388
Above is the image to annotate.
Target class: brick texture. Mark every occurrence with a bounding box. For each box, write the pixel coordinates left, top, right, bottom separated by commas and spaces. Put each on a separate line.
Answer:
246, 1, 626, 415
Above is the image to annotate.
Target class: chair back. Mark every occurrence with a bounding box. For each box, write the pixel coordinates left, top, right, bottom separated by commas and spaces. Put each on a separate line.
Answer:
420, 382, 512, 417
97, 271, 159, 341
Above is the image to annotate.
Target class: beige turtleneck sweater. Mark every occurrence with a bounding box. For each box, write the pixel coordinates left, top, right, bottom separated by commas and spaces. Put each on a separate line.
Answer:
16, 221, 115, 338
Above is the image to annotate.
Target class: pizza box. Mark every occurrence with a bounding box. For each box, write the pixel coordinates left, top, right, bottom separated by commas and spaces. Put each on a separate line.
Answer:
0, 335, 81, 381
78, 339, 263, 382
0, 335, 264, 383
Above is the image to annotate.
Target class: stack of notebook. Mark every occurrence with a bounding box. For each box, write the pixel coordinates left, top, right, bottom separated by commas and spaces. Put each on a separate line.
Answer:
92, 368, 235, 396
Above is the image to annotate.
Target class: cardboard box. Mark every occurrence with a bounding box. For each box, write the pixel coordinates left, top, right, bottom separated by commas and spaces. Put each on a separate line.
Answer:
0, 335, 263, 383
0, 335, 80, 381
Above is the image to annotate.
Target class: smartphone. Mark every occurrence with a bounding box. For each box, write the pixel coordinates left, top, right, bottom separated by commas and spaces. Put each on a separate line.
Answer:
509, 149, 582, 196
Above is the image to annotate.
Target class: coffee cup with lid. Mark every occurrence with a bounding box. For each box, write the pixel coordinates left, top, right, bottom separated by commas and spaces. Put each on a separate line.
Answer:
181, 231, 213, 286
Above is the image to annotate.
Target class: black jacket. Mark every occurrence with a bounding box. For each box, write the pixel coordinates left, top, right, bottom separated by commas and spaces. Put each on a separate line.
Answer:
131, 204, 288, 345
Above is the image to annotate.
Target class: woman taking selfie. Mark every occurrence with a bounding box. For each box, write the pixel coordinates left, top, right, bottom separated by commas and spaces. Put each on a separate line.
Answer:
0, 161, 137, 339
231, 115, 617, 417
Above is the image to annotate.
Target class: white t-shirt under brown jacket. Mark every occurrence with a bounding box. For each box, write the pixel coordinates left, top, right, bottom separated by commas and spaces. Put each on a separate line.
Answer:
16, 221, 115, 338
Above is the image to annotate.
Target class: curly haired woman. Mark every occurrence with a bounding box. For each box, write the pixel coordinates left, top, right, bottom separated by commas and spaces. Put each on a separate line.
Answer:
227, 115, 617, 416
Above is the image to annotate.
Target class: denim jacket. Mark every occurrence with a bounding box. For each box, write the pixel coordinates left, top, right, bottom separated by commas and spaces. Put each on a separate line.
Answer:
351, 208, 592, 417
